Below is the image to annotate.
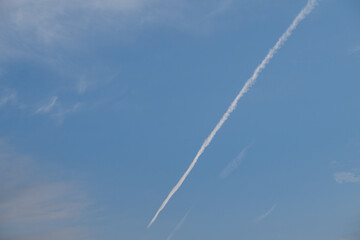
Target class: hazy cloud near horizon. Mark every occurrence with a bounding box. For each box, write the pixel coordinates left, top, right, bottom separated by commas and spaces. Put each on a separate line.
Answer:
0, 141, 95, 240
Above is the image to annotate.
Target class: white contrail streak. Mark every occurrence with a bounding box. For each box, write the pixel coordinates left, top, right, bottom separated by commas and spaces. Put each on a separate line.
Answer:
166, 210, 191, 240
148, 0, 318, 228
219, 144, 251, 179
255, 204, 277, 222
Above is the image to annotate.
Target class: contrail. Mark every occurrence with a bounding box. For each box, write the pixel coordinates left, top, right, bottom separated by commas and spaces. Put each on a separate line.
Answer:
148, 0, 318, 228
219, 144, 251, 179
166, 210, 191, 240
255, 204, 277, 222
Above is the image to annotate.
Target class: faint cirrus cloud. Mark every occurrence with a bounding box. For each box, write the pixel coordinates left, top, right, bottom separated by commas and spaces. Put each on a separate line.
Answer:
34, 96, 82, 123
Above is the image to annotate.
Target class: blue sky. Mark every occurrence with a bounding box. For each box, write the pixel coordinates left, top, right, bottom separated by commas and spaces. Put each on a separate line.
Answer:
0, 0, 359, 239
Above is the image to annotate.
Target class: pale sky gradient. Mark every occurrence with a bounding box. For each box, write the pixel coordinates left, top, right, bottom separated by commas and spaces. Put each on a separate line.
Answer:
1, 0, 360, 239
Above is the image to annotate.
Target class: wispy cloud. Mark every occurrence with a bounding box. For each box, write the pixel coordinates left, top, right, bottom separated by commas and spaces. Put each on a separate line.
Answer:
0, 88, 17, 107
0, 0, 153, 46
219, 145, 250, 179
35, 96, 58, 114
147, 0, 318, 228
254, 204, 277, 222
50, 102, 82, 124
0, 0, 237, 119
0, 141, 95, 240
33, 96, 82, 123
349, 45, 360, 54
0, 0, 235, 52
0, 90, 80, 123
77, 79, 88, 94
167, 210, 191, 240
334, 172, 360, 184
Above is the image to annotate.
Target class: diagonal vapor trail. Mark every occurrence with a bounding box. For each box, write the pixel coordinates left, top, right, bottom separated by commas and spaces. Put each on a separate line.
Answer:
148, 0, 318, 229
219, 144, 251, 179
166, 210, 191, 240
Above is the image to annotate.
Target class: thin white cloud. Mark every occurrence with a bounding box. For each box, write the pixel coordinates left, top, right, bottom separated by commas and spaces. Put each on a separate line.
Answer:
334, 172, 360, 184
0, 141, 94, 240
35, 96, 58, 114
255, 204, 277, 222
147, 0, 318, 228
167, 210, 191, 240
219, 145, 250, 178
